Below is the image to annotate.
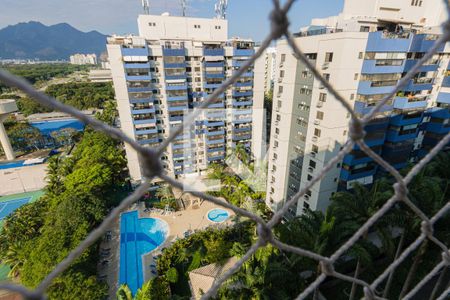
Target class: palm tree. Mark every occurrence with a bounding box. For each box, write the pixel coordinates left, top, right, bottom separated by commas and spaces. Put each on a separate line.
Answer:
329, 180, 393, 300
116, 284, 133, 300
277, 209, 356, 300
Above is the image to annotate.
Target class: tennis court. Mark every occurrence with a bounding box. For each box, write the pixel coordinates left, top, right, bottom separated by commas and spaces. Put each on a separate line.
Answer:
0, 197, 32, 220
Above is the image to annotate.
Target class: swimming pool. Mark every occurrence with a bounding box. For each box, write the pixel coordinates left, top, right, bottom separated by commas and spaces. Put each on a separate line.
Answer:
30, 119, 84, 136
119, 211, 168, 295
0, 160, 25, 170
0, 197, 32, 220
207, 208, 230, 223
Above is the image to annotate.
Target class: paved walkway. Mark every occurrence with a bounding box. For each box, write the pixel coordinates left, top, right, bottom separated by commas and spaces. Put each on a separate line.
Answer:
0, 164, 47, 196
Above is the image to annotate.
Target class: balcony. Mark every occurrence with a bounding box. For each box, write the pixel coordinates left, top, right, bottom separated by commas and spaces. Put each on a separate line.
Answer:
132, 107, 156, 114
162, 48, 186, 56
168, 105, 188, 112
137, 137, 160, 145
233, 100, 253, 107
205, 121, 225, 127
207, 146, 225, 153
232, 91, 253, 97
206, 129, 225, 136
204, 82, 222, 89
135, 128, 158, 135
125, 62, 150, 69
233, 49, 255, 57
166, 84, 188, 91
205, 61, 224, 68
126, 74, 151, 81
442, 76, 450, 88
340, 166, 377, 181
121, 47, 148, 56
366, 31, 412, 52
133, 118, 156, 125
205, 73, 225, 79
393, 96, 428, 110
403, 78, 433, 92
233, 81, 253, 88
232, 60, 248, 67
238, 72, 254, 78
164, 62, 187, 69
357, 81, 397, 95
361, 60, 405, 74
165, 74, 187, 80
437, 92, 450, 104
206, 138, 225, 145
167, 95, 188, 101
207, 154, 225, 161
204, 48, 225, 56
128, 87, 151, 93
169, 116, 184, 122
234, 126, 251, 133
232, 108, 252, 116
232, 117, 252, 124
404, 59, 439, 72
232, 134, 251, 141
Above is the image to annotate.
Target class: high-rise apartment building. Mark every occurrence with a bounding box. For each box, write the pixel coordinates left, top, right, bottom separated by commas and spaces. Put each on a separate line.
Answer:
261, 47, 277, 94
69, 53, 97, 65
107, 13, 259, 185
266, 0, 450, 219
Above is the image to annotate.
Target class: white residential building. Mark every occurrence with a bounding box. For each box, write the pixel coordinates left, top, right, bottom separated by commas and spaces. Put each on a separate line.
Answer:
69, 53, 98, 65
107, 13, 261, 185
266, 0, 450, 219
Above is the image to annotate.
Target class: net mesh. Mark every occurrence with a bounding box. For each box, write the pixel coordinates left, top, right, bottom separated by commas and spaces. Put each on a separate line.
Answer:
0, 0, 450, 299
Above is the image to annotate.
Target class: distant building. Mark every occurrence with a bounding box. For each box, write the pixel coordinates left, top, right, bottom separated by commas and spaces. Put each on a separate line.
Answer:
107, 12, 261, 185
69, 53, 97, 65
88, 69, 112, 82
266, 0, 450, 219
262, 47, 276, 94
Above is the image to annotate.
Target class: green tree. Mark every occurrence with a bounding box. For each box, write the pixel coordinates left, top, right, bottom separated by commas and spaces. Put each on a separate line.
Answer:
117, 284, 133, 300
166, 267, 179, 283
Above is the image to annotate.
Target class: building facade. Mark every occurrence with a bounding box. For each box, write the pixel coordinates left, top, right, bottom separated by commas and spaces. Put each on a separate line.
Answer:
266, 0, 450, 219
69, 53, 98, 65
107, 13, 259, 184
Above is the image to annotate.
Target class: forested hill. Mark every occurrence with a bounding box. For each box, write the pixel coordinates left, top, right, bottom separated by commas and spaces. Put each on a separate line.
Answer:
0, 21, 107, 60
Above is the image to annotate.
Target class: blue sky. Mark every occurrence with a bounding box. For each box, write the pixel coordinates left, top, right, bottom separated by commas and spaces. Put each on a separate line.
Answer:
0, 0, 344, 41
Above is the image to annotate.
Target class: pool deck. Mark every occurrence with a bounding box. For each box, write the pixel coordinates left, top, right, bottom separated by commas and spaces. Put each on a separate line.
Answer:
102, 198, 234, 298
0, 164, 48, 196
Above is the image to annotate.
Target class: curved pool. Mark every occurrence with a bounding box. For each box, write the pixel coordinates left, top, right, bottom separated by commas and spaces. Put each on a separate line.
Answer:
119, 211, 168, 294
207, 208, 230, 223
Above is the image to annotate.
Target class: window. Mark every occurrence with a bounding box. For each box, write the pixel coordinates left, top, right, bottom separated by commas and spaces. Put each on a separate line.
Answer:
314, 128, 321, 137
275, 128, 280, 134
309, 160, 316, 168
411, 0, 422, 6
148, 22, 156, 26
278, 86, 284, 94
307, 174, 313, 181
343, 130, 347, 136
312, 145, 319, 154
358, 52, 364, 59
280, 70, 285, 78
277, 100, 282, 108
316, 111, 324, 120
272, 165, 277, 171
319, 93, 327, 102
215, 25, 221, 29
273, 153, 278, 159
324, 73, 330, 81
274, 141, 279, 147
194, 25, 201, 29
276, 114, 281, 121
360, 26, 370, 32
354, 73, 359, 80
302, 70, 310, 78
325, 52, 333, 63
281, 54, 286, 63
194, 67, 201, 72
303, 202, 310, 210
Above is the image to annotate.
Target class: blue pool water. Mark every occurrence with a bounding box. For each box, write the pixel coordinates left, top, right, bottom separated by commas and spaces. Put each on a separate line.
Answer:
119, 211, 168, 294
30, 119, 84, 136
207, 208, 230, 223
0, 160, 25, 170
0, 197, 32, 220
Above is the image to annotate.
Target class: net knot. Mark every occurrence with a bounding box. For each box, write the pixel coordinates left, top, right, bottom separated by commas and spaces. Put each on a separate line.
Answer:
270, 7, 289, 39
363, 287, 377, 300
393, 182, 407, 198
320, 259, 335, 276
256, 223, 272, 246
421, 221, 434, 237
442, 251, 450, 266
139, 149, 164, 178
349, 119, 365, 141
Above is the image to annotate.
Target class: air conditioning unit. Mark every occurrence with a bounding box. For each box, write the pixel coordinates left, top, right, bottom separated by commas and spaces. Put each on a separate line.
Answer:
314, 120, 320, 125
308, 167, 314, 173
279, 62, 284, 68
316, 102, 323, 108
311, 152, 317, 158
304, 194, 310, 200
278, 78, 283, 83
322, 62, 329, 70
312, 136, 318, 142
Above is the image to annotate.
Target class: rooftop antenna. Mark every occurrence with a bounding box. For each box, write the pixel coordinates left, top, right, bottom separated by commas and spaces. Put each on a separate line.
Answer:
142, 0, 150, 14
215, 0, 228, 19
181, 0, 187, 17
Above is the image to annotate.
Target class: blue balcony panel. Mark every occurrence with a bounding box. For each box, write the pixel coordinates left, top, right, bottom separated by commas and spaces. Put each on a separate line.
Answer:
125, 62, 150, 69
169, 116, 184, 122
166, 84, 188, 91
204, 83, 223, 89
403, 80, 433, 92
389, 113, 423, 126
165, 74, 187, 80
132, 108, 156, 114
386, 130, 418, 142
393, 97, 428, 110
233, 100, 253, 107
233, 91, 253, 97
167, 95, 189, 101
138, 138, 160, 145
172, 143, 191, 150
234, 81, 253, 87
206, 103, 225, 109
424, 123, 450, 135
122, 47, 148, 56
206, 121, 225, 127
404, 60, 439, 72
366, 31, 412, 52
234, 127, 251, 133
361, 60, 405, 74
164, 62, 186, 69
233, 118, 252, 124
442, 77, 450, 88
168, 105, 188, 112
126, 74, 151, 81
204, 48, 225, 56
135, 128, 158, 135
357, 81, 397, 95
233, 109, 252, 116
410, 34, 445, 53
130, 98, 154, 104
233, 134, 251, 141
162, 48, 186, 56
206, 139, 225, 145
205, 61, 224, 68
239, 72, 254, 78
207, 155, 225, 161
206, 129, 225, 136
340, 168, 377, 182
233, 49, 255, 57
128, 87, 151, 93
207, 146, 225, 153
354, 101, 392, 115
232, 60, 248, 67
437, 92, 450, 104
133, 119, 157, 125
205, 73, 225, 79
343, 155, 375, 166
